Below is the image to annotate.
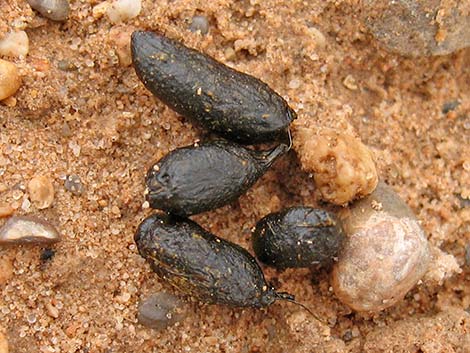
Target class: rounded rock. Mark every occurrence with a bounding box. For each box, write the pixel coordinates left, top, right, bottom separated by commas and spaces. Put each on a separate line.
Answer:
137, 292, 186, 330
0, 31, 29, 57
28, 175, 54, 209
0, 59, 21, 101
27, 0, 70, 21
331, 182, 430, 312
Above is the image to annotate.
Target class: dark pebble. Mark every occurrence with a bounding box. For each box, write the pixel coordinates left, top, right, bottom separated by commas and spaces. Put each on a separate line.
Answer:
40, 248, 55, 262
64, 174, 84, 195
442, 100, 460, 114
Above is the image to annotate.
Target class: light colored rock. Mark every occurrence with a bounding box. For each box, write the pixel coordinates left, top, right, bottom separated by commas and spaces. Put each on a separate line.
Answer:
332, 182, 430, 312
28, 175, 54, 209
0, 215, 60, 245
293, 126, 378, 205
106, 0, 141, 24
0, 31, 29, 57
363, 0, 470, 56
27, 0, 70, 21
0, 59, 21, 101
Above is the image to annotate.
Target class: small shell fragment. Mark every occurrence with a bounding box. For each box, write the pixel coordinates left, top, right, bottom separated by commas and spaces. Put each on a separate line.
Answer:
0, 215, 60, 245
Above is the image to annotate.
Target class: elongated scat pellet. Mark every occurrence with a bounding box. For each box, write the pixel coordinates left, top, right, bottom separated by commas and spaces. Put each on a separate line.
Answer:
146, 141, 288, 216
252, 207, 344, 270
131, 31, 296, 144
135, 213, 296, 307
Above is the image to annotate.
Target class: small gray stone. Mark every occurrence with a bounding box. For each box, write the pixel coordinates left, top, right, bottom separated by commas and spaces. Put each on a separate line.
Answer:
363, 0, 470, 57
189, 15, 209, 35
64, 174, 84, 195
137, 292, 186, 330
27, 0, 70, 21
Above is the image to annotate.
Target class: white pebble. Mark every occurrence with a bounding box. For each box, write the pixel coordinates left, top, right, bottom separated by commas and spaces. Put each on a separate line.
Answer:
106, 0, 141, 24
0, 31, 29, 57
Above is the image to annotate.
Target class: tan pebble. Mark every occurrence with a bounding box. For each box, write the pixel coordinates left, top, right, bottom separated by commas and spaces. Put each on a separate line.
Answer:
332, 182, 430, 312
0, 204, 14, 218
0, 31, 29, 57
0, 59, 21, 101
92, 1, 110, 19
0, 215, 60, 245
293, 126, 378, 205
0, 330, 8, 353
0, 257, 13, 285
65, 322, 80, 337
45, 302, 59, 318
108, 26, 134, 66
28, 175, 54, 209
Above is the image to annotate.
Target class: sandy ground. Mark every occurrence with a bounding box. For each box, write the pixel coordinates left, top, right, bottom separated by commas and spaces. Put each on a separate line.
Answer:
1, 1, 470, 352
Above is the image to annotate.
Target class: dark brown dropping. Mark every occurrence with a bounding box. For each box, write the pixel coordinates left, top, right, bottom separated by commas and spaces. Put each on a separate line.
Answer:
252, 207, 344, 270
131, 31, 296, 144
135, 214, 295, 307
146, 141, 288, 216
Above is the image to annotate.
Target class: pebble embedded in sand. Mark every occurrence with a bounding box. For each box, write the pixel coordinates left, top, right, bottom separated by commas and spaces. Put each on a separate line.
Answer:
106, 0, 141, 24
293, 126, 378, 205
109, 26, 134, 66
28, 175, 54, 209
0, 215, 60, 245
137, 292, 186, 330
331, 182, 430, 312
0, 31, 29, 57
189, 15, 209, 35
64, 174, 84, 195
0, 330, 8, 353
0, 59, 21, 101
27, 0, 70, 21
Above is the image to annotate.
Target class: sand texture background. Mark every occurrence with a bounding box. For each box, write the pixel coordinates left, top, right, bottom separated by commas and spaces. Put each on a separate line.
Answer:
1, 0, 470, 352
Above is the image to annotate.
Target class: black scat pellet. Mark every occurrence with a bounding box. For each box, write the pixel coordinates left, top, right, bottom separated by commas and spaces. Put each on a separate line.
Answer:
131, 31, 297, 144
252, 207, 344, 270
135, 213, 289, 308
146, 141, 288, 216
